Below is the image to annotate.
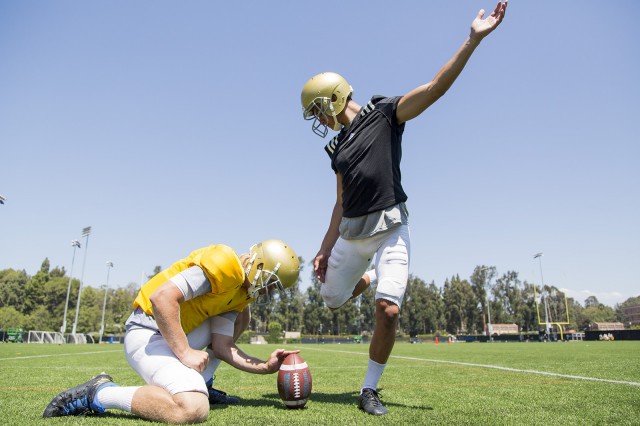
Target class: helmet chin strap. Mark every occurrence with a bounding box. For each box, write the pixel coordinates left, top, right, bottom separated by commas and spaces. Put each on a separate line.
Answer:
331, 114, 342, 131
328, 101, 343, 131
309, 101, 343, 137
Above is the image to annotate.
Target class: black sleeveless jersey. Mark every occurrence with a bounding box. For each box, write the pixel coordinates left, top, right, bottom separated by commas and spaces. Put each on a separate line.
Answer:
325, 96, 407, 218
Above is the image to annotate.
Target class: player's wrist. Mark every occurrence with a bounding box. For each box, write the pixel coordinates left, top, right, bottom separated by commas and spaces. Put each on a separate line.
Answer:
468, 33, 483, 45
260, 361, 274, 374
174, 345, 192, 362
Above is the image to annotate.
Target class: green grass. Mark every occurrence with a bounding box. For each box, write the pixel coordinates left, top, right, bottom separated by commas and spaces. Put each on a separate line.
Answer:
1, 341, 639, 425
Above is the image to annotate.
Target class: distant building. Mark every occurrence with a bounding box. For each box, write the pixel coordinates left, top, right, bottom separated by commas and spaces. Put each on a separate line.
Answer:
622, 304, 640, 326
250, 335, 267, 344
591, 322, 625, 331
490, 324, 519, 335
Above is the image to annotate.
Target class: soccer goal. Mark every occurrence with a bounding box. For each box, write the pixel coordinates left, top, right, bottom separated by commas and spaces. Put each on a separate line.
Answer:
65, 333, 95, 344
27, 330, 64, 344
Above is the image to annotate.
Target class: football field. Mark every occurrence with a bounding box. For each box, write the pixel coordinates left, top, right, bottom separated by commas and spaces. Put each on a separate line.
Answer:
1, 341, 639, 425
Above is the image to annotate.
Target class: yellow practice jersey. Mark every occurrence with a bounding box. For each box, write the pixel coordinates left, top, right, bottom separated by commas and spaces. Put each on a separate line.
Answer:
133, 244, 253, 335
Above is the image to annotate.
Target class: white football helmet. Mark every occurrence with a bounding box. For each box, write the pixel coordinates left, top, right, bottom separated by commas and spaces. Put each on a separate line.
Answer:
246, 239, 300, 305
301, 72, 353, 138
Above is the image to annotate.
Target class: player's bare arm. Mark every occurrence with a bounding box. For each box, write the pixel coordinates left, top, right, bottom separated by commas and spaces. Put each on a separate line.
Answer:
314, 173, 344, 282
232, 306, 251, 341
396, 1, 508, 124
149, 281, 209, 372
211, 333, 299, 373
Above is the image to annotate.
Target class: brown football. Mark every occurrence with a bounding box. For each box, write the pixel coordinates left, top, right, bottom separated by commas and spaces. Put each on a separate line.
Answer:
277, 353, 312, 408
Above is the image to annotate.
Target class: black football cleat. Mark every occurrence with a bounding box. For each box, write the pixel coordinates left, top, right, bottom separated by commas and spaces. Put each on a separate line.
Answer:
206, 377, 240, 405
208, 386, 240, 404
43, 373, 113, 417
358, 388, 388, 415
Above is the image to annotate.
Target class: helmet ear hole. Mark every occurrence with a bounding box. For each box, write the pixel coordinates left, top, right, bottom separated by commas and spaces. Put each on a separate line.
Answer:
331, 94, 338, 102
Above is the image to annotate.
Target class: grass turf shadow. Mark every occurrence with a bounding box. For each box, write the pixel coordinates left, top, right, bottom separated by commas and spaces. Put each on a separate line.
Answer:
237, 390, 434, 411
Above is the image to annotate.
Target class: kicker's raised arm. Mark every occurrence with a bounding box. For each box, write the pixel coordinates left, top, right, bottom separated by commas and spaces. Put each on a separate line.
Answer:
396, 1, 508, 124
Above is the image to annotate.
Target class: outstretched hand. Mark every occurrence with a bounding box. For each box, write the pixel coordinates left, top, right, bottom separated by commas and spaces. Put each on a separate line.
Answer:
470, 1, 508, 41
265, 349, 301, 373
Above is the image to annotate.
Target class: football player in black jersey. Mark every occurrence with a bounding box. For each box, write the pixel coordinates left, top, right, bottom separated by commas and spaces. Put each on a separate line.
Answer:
300, 1, 507, 416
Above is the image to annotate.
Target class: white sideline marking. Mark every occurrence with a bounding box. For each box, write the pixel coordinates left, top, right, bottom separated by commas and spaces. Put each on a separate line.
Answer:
0, 350, 121, 361
302, 347, 640, 387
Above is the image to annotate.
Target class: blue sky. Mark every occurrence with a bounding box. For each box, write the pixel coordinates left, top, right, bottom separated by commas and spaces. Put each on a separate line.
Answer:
1, 1, 638, 308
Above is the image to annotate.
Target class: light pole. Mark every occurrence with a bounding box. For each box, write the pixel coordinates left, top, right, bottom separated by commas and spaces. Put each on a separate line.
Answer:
534, 252, 551, 336
480, 267, 493, 339
99, 261, 113, 344
60, 240, 81, 333
71, 226, 91, 335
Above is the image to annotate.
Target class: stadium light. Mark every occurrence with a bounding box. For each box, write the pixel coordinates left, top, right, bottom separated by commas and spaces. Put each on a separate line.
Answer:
480, 267, 493, 339
60, 240, 81, 334
534, 252, 552, 336
71, 226, 91, 335
99, 261, 114, 344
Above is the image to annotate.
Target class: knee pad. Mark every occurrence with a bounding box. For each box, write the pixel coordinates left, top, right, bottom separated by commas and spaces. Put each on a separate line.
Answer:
320, 284, 352, 309
152, 363, 208, 395
376, 278, 407, 308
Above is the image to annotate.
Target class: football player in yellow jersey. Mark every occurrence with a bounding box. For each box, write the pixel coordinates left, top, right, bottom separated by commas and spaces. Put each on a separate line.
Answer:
43, 240, 300, 424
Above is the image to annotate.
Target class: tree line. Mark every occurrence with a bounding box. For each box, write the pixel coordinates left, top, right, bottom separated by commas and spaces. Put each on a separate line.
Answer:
1, 258, 637, 338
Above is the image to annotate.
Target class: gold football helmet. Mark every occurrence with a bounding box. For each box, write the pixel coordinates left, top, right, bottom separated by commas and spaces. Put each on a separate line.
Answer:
301, 72, 353, 138
246, 239, 300, 305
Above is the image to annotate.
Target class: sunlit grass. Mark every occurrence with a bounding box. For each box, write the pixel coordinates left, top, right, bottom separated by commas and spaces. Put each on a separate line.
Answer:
1, 341, 639, 425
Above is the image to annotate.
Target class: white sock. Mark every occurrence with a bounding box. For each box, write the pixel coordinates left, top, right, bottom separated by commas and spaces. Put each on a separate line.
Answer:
95, 385, 140, 412
362, 359, 386, 392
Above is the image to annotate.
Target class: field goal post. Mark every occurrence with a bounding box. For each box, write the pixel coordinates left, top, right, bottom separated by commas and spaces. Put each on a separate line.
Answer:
27, 331, 64, 344
533, 287, 571, 339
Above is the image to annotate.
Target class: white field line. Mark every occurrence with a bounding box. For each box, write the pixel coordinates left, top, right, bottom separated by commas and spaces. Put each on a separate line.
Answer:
0, 350, 122, 361
302, 347, 640, 387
